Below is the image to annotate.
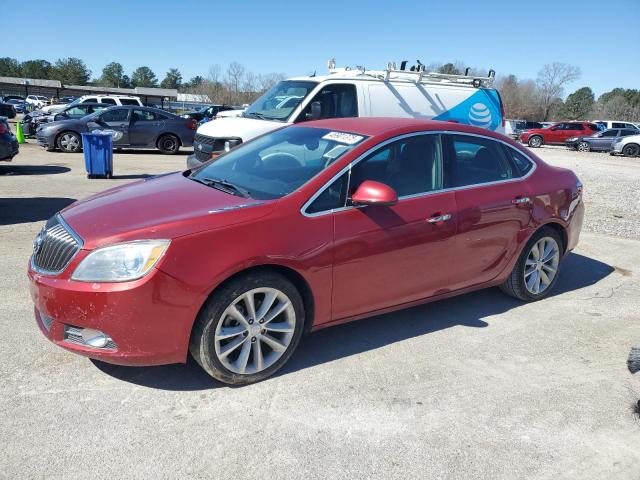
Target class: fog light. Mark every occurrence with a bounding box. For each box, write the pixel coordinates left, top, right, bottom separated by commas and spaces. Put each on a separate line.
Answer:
81, 328, 110, 348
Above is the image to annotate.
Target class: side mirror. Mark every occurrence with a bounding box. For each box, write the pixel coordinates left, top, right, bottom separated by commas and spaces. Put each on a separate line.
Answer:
351, 180, 398, 207
305, 101, 322, 121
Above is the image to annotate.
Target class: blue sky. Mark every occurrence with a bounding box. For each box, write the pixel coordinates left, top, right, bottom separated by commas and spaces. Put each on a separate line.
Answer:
4, 0, 639, 97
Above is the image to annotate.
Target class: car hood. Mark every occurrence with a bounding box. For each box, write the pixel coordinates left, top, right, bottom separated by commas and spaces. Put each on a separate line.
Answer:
60, 172, 276, 249
196, 115, 280, 140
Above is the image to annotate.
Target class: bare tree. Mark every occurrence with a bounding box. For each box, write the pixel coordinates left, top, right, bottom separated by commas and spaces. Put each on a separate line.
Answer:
536, 63, 581, 121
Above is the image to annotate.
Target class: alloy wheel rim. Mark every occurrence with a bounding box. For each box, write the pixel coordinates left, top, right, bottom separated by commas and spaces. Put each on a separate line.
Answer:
61, 134, 79, 151
578, 142, 589, 151
524, 237, 560, 295
163, 138, 176, 151
530, 137, 541, 147
214, 287, 296, 375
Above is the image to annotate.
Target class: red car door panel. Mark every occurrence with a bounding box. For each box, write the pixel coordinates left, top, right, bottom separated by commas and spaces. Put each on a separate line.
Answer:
450, 183, 533, 289
332, 192, 457, 319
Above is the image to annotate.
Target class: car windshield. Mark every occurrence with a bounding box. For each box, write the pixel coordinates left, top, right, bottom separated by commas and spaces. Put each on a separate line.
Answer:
190, 126, 367, 200
243, 80, 317, 122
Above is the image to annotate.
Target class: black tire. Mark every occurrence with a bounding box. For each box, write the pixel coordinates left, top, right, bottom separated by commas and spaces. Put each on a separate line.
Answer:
157, 134, 180, 155
56, 131, 82, 153
499, 227, 564, 302
622, 144, 640, 157
577, 141, 591, 152
528, 135, 543, 148
189, 270, 305, 385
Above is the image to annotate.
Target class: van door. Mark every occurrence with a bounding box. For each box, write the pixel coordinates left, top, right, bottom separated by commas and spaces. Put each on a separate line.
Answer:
295, 83, 358, 121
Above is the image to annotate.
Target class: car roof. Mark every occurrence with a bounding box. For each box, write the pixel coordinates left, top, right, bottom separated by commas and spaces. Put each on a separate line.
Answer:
101, 105, 176, 116
302, 117, 509, 140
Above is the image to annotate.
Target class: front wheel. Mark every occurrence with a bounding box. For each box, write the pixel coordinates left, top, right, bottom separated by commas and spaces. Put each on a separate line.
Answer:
528, 135, 543, 148
190, 271, 305, 385
157, 134, 180, 155
577, 141, 591, 152
500, 227, 563, 301
622, 144, 640, 157
56, 131, 81, 153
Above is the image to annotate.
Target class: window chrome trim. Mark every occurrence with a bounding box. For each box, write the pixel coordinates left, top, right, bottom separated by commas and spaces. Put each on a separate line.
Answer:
301, 130, 537, 218
30, 213, 84, 276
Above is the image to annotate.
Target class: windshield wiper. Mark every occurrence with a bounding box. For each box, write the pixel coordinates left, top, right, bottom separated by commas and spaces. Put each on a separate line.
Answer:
195, 177, 252, 198
243, 111, 269, 120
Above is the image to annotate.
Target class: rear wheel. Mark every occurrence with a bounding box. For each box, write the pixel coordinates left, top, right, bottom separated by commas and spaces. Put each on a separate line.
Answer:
56, 131, 81, 153
500, 227, 563, 301
528, 135, 543, 148
622, 144, 640, 157
190, 271, 305, 385
157, 134, 180, 155
577, 141, 591, 152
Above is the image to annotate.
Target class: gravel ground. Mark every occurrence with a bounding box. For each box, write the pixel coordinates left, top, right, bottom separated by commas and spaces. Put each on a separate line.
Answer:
1, 140, 639, 480
532, 146, 640, 239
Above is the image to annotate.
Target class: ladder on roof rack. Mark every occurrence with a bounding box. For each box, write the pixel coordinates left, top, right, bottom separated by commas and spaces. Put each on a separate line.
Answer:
327, 59, 496, 88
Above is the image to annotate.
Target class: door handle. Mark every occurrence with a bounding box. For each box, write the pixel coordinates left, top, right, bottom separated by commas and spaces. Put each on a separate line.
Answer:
426, 213, 452, 223
512, 196, 530, 205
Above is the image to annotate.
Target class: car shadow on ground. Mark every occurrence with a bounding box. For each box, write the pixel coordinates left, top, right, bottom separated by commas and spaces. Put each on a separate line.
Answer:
92, 252, 614, 391
114, 149, 192, 156
0, 165, 70, 176
0, 197, 76, 225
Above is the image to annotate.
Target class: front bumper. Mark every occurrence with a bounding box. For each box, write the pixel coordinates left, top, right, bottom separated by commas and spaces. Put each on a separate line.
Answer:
611, 143, 624, 154
28, 261, 205, 366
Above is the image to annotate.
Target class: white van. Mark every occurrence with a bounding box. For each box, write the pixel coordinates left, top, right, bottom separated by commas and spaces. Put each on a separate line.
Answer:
188, 60, 505, 168
40, 95, 143, 114
593, 120, 640, 131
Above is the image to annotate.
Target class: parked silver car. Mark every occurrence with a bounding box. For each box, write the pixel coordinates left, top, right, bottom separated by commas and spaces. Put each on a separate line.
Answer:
611, 133, 640, 157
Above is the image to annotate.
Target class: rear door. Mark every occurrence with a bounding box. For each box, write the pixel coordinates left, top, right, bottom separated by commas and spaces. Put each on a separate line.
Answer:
129, 109, 165, 146
590, 129, 619, 151
96, 108, 130, 145
442, 134, 534, 290
330, 133, 458, 319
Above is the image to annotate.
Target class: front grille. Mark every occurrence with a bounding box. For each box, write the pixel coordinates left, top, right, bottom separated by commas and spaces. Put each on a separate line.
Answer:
194, 133, 225, 162
64, 325, 116, 350
32, 215, 82, 274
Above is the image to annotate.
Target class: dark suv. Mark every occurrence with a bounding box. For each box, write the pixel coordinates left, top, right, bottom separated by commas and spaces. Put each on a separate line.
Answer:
0, 117, 19, 161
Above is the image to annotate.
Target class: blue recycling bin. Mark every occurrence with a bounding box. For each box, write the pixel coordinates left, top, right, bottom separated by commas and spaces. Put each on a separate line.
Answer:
81, 132, 113, 178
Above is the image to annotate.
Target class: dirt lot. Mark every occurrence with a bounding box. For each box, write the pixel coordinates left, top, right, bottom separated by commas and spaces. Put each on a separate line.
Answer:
1, 140, 639, 480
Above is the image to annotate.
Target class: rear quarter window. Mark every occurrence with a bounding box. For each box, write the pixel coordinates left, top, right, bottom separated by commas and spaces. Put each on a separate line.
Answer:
119, 98, 141, 106
501, 145, 534, 177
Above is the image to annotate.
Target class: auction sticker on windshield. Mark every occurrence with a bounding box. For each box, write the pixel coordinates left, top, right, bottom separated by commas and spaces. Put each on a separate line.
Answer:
322, 131, 364, 145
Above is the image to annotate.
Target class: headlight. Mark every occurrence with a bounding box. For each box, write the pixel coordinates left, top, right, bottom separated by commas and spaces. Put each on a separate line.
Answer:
566, 137, 578, 142
72, 240, 170, 282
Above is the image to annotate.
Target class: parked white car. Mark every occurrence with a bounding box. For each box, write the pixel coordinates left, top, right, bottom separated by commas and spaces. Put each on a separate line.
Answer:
40, 95, 143, 114
25, 95, 50, 108
188, 60, 506, 168
611, 133, 640, 157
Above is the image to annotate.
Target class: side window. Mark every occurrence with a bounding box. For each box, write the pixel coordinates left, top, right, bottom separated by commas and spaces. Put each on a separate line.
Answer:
299, 84, 358, 121
443, 134, 514, 188
349, 134, 442, 199
501, 145, 534, 177
612, 122, 625, 129
120, 98, 141, 106
601, 130, 618, 137
65, 107, 85, 117
83, 97, 97, 103
569, 123, 584, 131
587, 124, 599, 132
101, 98, 117, 105
132, 109, 157, 122
100, 108, 129, 123
306, 176, 348, 214
621, 129, 637, 136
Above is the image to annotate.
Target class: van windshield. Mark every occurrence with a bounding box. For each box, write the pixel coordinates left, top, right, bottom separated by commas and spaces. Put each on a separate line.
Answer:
243, 80, 316, 122
190, 126, 366, 200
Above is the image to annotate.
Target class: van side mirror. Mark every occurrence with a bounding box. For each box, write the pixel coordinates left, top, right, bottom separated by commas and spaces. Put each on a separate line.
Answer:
351, 180, 398, 207
305, 101, 322, 121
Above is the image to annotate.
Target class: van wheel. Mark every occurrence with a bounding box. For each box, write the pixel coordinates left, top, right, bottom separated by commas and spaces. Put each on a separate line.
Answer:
528, 135, 543, 148
622, 144, 640, 157
189, 271, 305, 385
499, 227, 563, 302
157, 134, 180, 155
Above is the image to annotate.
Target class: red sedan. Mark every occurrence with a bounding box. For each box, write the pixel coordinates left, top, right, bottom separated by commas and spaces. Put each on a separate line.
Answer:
28, 118, 584, 385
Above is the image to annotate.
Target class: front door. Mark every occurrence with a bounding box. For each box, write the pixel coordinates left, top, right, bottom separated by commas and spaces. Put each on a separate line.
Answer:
331, 133, 457, 320
441, 134, 534, 290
